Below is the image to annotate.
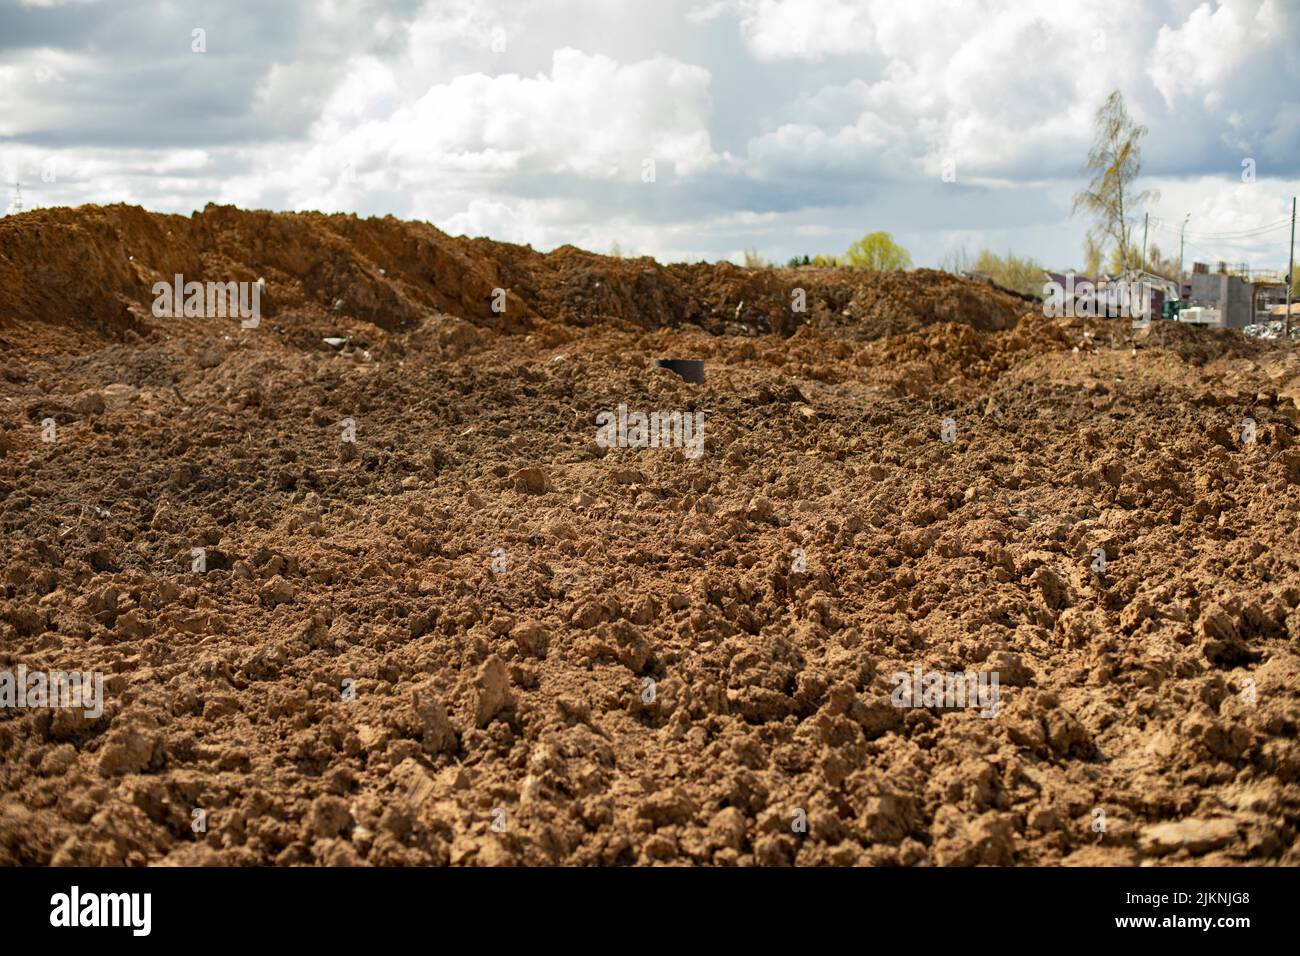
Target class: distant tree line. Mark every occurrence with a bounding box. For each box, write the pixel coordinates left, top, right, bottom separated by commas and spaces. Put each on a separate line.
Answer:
781, 231, 912, 270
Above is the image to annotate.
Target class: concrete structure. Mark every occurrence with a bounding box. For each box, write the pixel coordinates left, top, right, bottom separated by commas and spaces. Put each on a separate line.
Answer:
1186, 263, 1286, 328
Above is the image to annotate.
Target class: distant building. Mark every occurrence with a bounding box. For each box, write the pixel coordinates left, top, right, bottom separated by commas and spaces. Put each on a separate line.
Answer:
1041, 270, 1113, 316
1041, 269, 1176, 319
1186, 262, 1286, 328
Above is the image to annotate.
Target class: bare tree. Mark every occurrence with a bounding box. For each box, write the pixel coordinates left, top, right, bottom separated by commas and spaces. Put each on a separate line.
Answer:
1073, 91, 1155, 274
940, 245, 972, 274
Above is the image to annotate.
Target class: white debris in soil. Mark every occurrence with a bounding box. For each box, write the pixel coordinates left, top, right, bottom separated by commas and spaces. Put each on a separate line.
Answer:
1242, 320, 1300, 341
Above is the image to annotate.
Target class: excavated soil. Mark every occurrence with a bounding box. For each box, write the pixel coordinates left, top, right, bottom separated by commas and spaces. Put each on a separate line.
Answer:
1, 204, 1299, 867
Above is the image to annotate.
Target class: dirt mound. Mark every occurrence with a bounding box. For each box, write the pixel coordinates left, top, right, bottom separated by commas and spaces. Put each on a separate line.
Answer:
0, 204, 537, 338
0, 204, 1025, 341
1136, 318, 1269, 366
1, 205, 1299, 868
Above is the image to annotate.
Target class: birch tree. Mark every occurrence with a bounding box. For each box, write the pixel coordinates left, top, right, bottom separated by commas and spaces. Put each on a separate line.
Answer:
1073, 91, 1155, 273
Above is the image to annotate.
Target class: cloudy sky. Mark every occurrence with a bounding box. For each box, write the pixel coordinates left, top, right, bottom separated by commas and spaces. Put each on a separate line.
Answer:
1, 0, 1296, 271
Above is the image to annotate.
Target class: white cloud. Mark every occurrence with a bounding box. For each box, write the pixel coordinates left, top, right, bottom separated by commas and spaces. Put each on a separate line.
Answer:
1146, 0, 1298, 163
3, 0, 1298, 273
389, 48, 717, 177
704, 0, 1147, 180
719, 0, 883, 60
231, 43, 722, 224
1146, 176, 1297, 268
1150, 0, 1277, 107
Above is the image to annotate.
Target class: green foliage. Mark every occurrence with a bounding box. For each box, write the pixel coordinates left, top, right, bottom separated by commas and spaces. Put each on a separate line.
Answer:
1082, 235, 1103, 278
842, 231, 911, 270
1145, 244, 1181, 279
971, 249, 1043, 297
742, 248, 770, 268
1106, 241, 1180, 278
811, 253, 841, 267
1106, 243, 1140, 275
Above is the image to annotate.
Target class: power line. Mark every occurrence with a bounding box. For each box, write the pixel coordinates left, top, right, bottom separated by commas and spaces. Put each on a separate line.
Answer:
1178, 236, 1230, 262
1148, 216, 1291, 240
1151, 220, 1287, 240
1185, 223, 1289, 240
1162, 213, 1292, 231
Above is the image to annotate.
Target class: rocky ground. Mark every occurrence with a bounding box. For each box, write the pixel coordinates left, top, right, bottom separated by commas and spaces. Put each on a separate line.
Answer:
1, 204, 1298, 866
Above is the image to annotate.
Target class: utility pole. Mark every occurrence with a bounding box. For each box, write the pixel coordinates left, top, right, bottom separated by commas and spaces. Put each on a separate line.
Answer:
1178, 213, 1189, 292
9, 181, 22, 214
1287, 196, 1296, 339
1140, 212, 1148, 276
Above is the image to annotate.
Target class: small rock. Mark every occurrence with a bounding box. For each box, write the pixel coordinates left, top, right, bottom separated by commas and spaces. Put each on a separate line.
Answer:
357, 724, 389, 751
513, 467, 549, 495
984, 650, 1033, 687
410, 685, 457, 753
259, 575, 295, 607
1141, 818, 1238, 856
96, 727, 159, 776
1200, 604, 1249, 665
440, 765, 471, 791
39, 744, 78, 776
74, 391, 106, 416
1035, 566, 1070, 611
511, 621, 550, 658
168, 463, 196, 488
706, 806, 747, 852
310, 795, 353, 838
473, 656, 513, 727
637, 788, 696, 828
